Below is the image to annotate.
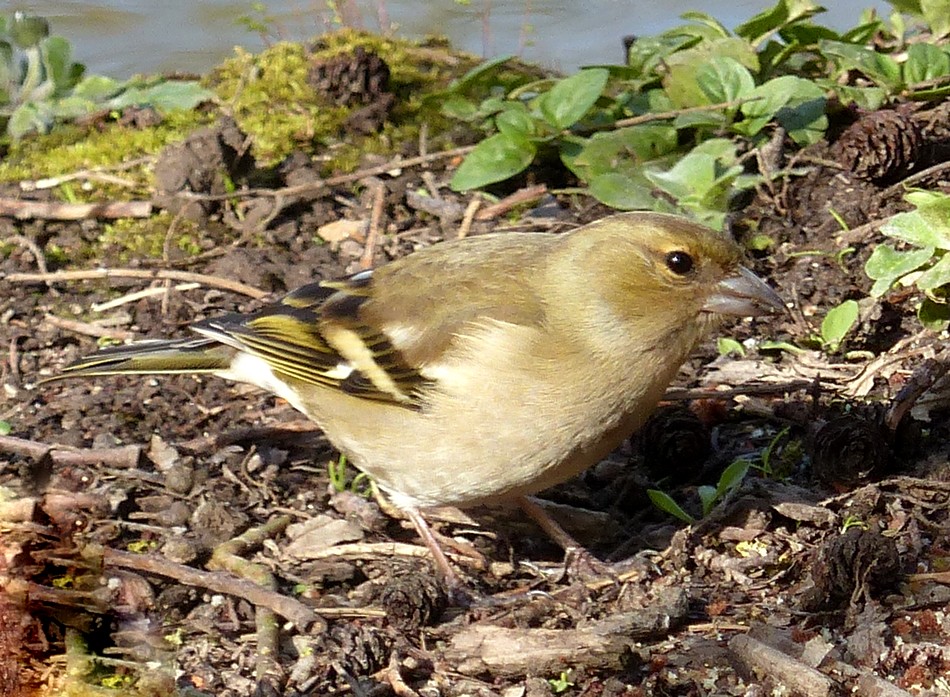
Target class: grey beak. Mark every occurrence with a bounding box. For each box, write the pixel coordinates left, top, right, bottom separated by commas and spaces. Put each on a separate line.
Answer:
703, 265, 785, 317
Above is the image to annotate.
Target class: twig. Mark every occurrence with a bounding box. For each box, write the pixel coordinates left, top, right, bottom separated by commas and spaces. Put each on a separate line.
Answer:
5, 268, 269, 300
360, 181, 386, 270
180, 420, 320, 453
20, 156, 153, 191
729, 634, 833, 697
0, 198, 152, 220
0, 435, 141, 468
103, 546, 323, 631
176, 145, 477, 204
475, 184, 547, 221
7, 234, 58, 297
577, 97, 762, 135
882, 158, 950, 199
42, 314, 135, 341
885, 346, 950, 432
91, 283, 201, 312
457, 196, 482, 239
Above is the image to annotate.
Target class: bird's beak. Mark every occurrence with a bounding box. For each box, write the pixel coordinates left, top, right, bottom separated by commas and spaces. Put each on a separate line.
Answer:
703, 266, 785, 317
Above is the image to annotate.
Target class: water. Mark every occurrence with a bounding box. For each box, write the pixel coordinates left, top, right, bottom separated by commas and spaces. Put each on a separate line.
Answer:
10, 0, 891, 79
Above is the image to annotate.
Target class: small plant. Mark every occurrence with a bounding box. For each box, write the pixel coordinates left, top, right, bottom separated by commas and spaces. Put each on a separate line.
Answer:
841, 515, 869, 533
648, 425, 802, 522
443, 0, 950, 227
818, 300, 860, 353
648, 458, 751, 524
864, 190, 950, 330
0, 12, 212, 139
548, 670, 575, 694
327, 454, 372, 496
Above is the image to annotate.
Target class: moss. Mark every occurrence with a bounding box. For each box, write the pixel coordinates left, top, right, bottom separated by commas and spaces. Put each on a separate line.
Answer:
0, 110, 213, 193
96, 213, 210, 262
207, 30, 491, 167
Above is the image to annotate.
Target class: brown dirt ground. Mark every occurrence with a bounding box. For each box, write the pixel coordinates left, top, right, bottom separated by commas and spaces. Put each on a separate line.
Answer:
3, 96, 950, 697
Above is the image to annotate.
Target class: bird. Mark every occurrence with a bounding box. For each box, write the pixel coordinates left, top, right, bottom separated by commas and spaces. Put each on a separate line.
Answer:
48, 211, 784, 590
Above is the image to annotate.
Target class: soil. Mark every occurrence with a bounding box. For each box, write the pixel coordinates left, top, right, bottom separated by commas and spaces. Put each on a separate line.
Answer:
3, 77, 950, 697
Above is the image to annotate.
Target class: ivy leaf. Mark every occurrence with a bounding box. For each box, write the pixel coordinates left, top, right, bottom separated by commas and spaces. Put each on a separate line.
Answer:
915, 254, 950, 291
864, 244, 934, 297
881, 208, 950, 248
536, 68, 608, 130
450, 132, 536, 191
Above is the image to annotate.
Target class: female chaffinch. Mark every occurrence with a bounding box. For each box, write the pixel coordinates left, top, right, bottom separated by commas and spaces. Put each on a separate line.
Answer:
52, 212, 784, 587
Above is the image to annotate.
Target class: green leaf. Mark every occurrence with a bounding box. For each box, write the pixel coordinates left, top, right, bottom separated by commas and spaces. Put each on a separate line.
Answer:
647, 489, 695, 524
915, 254, 950, 291
819, 40, 903, 91
0, 420, 10, 436
450, 132, 536, 190
904, 190, 949, 208
447, 54, 515, 93
696, 57, 755, 104
698, 485, 718, 517
903, 43, 950, 86
864, 244, 934, 296
918, 298, 950, 330
680, 11, 731, 37
40, 36, 81, 94
828, 83, 889, 111
9, 14, 49, 49
820, 299, 859, 350
440, 95, 479, 121
738, 76, 827, 144
734, 0, 824, 45
71, 75, 124, 102
51, 95, 95, 120
881, 209, 950, 248
537, 68, 609, 129
715, 459, 751, 500
7, 101, 53, 138
494, 103, 534, 138
718, 337, 746, 357
920, 0, 950, 37
560, 125, 678, 180
663, 37, 760, 108
587, 172, 661, 210
626, 33, 699, 78
109, 81, 213, 111
915, 196, 950, 238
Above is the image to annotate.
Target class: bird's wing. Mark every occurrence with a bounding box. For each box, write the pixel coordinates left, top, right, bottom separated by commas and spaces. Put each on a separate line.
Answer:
195, 275, 429, 407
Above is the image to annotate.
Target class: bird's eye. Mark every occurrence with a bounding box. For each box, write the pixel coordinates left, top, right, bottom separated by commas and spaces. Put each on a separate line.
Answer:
665, 250, 694, 275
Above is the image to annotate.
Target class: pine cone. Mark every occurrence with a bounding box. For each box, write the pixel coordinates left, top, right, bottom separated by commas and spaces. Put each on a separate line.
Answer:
831, 107, 922, 182
308, 46, 391, 107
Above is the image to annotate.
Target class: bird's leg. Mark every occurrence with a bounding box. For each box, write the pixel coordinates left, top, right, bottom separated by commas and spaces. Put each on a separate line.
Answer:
517, 495, 616, 582
403, 506, 472, 602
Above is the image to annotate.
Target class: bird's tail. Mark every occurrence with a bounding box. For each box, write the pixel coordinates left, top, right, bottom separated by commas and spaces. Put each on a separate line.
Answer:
46, 338, 234, 381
